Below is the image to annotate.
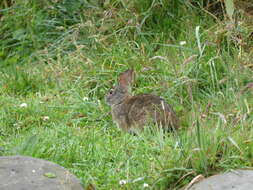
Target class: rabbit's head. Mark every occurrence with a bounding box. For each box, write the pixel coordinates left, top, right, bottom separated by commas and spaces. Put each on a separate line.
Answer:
105, 69, 134, 106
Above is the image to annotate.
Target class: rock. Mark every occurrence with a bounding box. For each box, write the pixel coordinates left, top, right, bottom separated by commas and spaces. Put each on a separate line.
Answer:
185, 169, 253, 190
0, 155, 84, 190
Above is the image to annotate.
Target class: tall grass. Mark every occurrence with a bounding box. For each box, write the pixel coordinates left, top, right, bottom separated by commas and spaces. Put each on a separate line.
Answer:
1, 0, 253, 189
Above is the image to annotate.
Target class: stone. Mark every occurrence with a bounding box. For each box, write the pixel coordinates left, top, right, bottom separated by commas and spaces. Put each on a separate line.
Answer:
185, 169, 253, 190
0, 155, 84, 190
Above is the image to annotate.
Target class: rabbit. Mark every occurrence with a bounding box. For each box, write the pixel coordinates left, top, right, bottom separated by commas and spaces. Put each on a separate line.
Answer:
105, 69, 179, 133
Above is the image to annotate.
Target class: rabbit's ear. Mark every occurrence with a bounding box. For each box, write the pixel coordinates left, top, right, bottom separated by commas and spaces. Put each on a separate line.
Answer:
119, 69, 134, 89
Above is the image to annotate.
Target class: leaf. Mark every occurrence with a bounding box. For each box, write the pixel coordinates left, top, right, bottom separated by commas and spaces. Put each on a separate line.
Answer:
225, 0, 235, 20
44, 172, 57, 178
195, 26, 205, 57
13, 29, 26, 41
228, 136, 241, 153
185, 174, 205, 190
86, 183, 96, 190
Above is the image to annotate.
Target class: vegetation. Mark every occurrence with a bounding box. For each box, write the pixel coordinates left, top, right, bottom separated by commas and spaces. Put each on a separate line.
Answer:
0, 0, 253, 189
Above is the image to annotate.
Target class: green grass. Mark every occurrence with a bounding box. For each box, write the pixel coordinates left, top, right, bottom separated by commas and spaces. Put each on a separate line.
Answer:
1, 0, 253, 189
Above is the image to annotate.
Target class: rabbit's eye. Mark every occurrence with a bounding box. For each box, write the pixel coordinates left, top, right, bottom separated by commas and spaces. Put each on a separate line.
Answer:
109, 89, 113, 94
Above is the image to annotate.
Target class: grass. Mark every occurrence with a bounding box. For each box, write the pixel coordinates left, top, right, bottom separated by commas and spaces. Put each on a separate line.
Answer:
1, 0, 253, 189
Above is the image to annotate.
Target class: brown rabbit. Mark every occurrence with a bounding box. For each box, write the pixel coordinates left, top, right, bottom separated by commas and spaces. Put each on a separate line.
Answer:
105, 69, 179, 133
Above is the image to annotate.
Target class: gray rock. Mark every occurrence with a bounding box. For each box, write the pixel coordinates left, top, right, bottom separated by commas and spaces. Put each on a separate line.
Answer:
0, 155, 84, 190
185, 169, 253, 190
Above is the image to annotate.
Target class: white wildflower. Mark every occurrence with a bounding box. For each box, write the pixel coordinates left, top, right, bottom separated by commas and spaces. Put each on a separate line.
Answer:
32, 170, 36, 173
83, 97, 89, 101
119, 179, 128, 185
179, 41, 187, 46
20, 103, 28, 108
143, 183, 149, 188
43, 116, 50, 121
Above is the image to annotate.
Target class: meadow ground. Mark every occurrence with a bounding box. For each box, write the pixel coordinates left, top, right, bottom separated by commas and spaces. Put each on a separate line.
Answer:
0, 1, 253, 189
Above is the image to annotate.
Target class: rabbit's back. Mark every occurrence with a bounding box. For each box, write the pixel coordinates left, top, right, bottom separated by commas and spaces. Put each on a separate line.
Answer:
125, 94, 179, 131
